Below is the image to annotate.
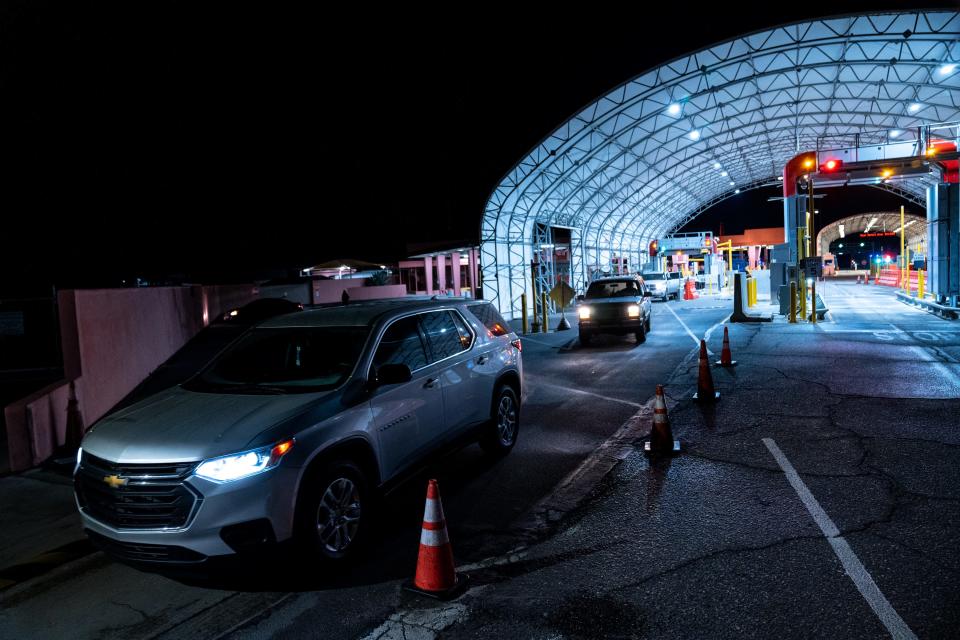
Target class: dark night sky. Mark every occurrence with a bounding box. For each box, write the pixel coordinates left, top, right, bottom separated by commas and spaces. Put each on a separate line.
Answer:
0, 2, 946, 290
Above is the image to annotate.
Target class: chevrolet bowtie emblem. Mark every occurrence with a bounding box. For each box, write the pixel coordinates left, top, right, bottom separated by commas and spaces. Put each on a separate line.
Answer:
103, 474, 128, 489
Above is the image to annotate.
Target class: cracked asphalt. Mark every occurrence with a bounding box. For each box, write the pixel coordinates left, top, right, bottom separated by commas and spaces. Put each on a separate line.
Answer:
434, 281, 960, 639
3, 282, 958, 639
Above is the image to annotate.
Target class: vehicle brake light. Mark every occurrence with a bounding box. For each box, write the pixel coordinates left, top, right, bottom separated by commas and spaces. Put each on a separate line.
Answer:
510, 339, 522, 352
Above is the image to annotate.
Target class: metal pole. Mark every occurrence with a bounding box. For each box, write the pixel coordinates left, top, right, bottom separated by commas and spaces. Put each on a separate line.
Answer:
521, 293, 528, 335
541, 291, 549, 333
797, 226, 806, 322
919, 269, 925, 299
789, 281, 797, 323
810, 279, 817, 324
530, 276, 539, 331
900, 204, 906, 290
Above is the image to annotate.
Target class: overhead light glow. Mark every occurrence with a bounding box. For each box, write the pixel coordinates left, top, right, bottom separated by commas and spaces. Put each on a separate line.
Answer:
889, 129, 901, 138
939, 63, 957, 75
720, 171, 728, 177
729, 181, 735, 186
908, 103, 922, 113
838, 243, 844, 248
689, 129, 701, 141
881, 169, 894, 178
777, 176, 784, 181
667, 103, 682, 115
926, 146, 938, 156
734, 188, 740, 194
839, 223, 845, 238
713, 162, 722, 170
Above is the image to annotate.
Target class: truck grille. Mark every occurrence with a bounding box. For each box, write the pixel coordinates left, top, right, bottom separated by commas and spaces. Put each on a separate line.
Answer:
75, 452, 201, 530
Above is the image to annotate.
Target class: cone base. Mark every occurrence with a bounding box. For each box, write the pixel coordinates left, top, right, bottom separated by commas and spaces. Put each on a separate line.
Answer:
692, 391, 721, 402
643, 440, 681, 456
714, 360, 737, 367
403, 573, 468, 601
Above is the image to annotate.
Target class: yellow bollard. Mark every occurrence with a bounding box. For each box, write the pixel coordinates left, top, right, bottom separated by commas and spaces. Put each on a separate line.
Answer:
789, 281, 797, 323
799, 278, 807, 323
541, 291, 549, 333
918, 269, 925, 299
521, 293, 529, 335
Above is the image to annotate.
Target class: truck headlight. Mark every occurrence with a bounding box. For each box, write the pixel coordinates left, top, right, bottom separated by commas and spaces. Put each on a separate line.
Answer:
195, 439, 294, 483
627, 304, 641, 318
578, 306, 591, 320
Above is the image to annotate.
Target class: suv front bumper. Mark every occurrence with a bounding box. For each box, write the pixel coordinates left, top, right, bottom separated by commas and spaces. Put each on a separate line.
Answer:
78, 465, 302, 561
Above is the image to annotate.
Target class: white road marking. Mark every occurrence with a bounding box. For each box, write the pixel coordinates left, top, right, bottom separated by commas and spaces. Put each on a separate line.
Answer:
665, 302, 712, 353
762, 438, 918, 640
525, 374, 645, 409
360, 602, 470, 640
704, 314, 731, 342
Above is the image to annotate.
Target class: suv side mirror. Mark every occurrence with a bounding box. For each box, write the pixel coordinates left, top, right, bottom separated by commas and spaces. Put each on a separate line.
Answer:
375, 363, 412, 386
642, 290, 652, 297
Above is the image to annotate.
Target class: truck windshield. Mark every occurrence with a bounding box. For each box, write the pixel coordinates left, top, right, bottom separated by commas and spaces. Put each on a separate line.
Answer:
641, 273, 666, 280
585, 281, 640, 299
185, 326, 369, 393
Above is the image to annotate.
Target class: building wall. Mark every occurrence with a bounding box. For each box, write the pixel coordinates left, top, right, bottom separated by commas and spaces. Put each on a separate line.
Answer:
4, 284, 257, 472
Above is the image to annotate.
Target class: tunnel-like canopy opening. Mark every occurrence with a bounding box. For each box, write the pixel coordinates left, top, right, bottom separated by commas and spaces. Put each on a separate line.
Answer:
480, 10, 960, 317
816, 211, 927, 259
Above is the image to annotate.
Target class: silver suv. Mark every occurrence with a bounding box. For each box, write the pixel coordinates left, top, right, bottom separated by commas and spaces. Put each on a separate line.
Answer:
74, 299, 522, 564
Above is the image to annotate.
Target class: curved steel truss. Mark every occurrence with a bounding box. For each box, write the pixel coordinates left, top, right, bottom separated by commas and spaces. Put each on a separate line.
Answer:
480, 10, 960, 317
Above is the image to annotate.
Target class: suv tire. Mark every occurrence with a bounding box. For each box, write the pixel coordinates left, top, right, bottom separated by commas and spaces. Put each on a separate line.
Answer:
480, 385, 520, 456
635, 321, 646, 343
295, 460, 371, 563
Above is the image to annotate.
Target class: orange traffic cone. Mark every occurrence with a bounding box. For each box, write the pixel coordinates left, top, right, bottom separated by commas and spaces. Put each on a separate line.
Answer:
714, 326, 737, 367
644, 385, 680, 455
693, 339, 720, 402
404, 479, 466, 600
683, 279, 697, 300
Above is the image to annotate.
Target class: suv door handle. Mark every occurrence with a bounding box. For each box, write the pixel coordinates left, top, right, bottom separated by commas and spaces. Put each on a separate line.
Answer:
423, 378, 438, 389
476, 355, 489, 365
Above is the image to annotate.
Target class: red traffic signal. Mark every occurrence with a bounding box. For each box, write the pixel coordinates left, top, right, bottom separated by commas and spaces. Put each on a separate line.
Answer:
819, 158, 842, 173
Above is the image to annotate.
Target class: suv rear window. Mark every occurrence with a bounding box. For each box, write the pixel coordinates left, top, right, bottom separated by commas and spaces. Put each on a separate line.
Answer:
467, 303, 511, 337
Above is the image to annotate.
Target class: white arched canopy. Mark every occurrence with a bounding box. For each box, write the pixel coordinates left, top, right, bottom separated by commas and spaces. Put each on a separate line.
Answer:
480, 10, 960, 317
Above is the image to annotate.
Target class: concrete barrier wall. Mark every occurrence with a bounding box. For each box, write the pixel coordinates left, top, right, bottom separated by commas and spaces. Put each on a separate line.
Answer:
312, 280, 408, 304
4, 284, 257, 471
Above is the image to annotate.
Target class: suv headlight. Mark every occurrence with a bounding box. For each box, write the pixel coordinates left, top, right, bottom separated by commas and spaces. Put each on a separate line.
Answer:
578, 306, 591, 319
627, 304, 641, 317
195, 439, 294, 483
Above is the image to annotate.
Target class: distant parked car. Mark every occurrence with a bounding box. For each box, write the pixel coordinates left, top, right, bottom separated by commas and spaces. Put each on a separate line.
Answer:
75, 299, 522, 565
577, 276, 653, 345
219, 298, 304, 325
640, 272, 680, 301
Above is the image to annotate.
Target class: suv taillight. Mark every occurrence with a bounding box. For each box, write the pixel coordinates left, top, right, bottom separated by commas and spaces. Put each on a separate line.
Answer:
510, 339, 522, 352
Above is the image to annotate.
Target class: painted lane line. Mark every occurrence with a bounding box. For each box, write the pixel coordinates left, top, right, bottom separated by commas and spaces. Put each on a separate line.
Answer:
704, 314, 731, 342
664, 303, 713, 354
524, 374, 645, 409
762, 438, 918, 640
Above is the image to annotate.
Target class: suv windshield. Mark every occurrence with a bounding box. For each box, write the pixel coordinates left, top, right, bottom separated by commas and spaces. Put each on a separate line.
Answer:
641, 273, 666, 280
585, 280, 641, 299
185, 326, 369, 393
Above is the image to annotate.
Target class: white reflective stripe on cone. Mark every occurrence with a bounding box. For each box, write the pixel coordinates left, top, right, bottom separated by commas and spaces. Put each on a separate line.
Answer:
420, 526, 450, 547
423, 498, 445, 523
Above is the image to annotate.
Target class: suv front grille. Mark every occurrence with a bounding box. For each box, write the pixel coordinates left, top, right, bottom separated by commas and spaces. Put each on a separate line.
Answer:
75, 453, 201, 530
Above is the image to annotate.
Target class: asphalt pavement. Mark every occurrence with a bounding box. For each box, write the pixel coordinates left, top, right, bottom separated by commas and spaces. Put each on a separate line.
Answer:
2, 282, 958, 639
